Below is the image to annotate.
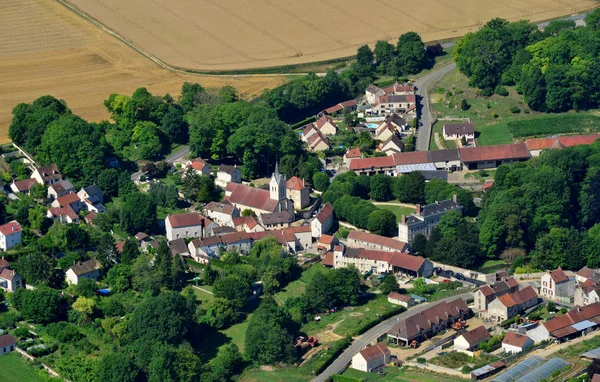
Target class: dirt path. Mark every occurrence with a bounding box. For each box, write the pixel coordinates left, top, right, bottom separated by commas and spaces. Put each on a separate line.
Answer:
372, 202, 417, 208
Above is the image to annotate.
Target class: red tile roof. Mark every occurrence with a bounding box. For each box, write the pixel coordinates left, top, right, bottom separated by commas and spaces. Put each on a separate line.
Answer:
497, 293, 518, 308
478, 285, 495, 297
577, 266, 596, 279
286, 176, 306, 191
543, 302, 600, 333
506, 277, 519, 288
48, 206, 79, 220
459, 143, 530, 163
188, 158, 207, 172
391, 151, 429, 166
339, 99, 357, 108
322, 251, 334, 266
12, 178, 38, 192
0, 268, 18, 281
167, 212, 212, 228
227, 183, 279, 212
315, 203, 334, 224
502, 332, 531, 348
349, 155, 396, 170
358, 343, 390, 361
324, 104, 343, 114
593, 374, 600, 382
319, 234, 335, 245
482, 181, 494, 190
345, 148, 362, 159
0, 334, 15, 348
316, 115, 336, 130
512, 286, 537, 304
388, 252, 426, 272
55, 192, 80, 207
388, 292, 412, 302
0, 221, 21, 236
347, 230, 408, 252
116, 240, 125, 253
333, 245, 344, 252
460, 325, 490, 346
525, 134, 600, 151
548, 268, 569, 283
0, 257, 9, 269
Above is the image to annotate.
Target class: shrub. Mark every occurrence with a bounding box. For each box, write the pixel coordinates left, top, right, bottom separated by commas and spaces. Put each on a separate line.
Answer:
479, 332, 505, 352
491, 112, 499, 118
13, 325, 31, 339
313, 336, 352, 375
480, 87, 494, 97
0, 311, 22, 330
417, 357, 427, 364
446, 91, 453, 97
462, 365, 472, 374
510, 106, 521, 113
495, 85, 509, 96
460, 99, 470, 111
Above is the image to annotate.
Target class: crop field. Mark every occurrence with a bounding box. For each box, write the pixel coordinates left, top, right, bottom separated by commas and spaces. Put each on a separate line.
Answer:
0, 0, 287, 144
65, 0, 598, 71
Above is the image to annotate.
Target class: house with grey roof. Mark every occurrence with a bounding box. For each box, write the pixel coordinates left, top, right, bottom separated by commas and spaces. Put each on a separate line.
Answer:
65, 259, 102, 285
216, 165, 241, 188
78, 185, 105, 212
47, 179, 75, 200
398, 195, 462, 243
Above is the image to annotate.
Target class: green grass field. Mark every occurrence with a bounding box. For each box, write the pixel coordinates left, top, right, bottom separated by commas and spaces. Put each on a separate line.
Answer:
190, 286, 214, 303
221, 319, 250, 352
275, 278, 307, 303
375, 204, 416, 222
0, 353, 48, 382
340, 366, 466, 382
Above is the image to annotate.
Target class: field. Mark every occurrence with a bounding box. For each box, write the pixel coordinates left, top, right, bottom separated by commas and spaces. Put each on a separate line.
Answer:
0, 0, 287, 144
0, 353, 47, 382
65, 0, 597, 71
507, 114, 600, 137
375, 204, 416, 222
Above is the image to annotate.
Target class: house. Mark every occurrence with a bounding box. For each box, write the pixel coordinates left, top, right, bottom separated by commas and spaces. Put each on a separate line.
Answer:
10, 178, 37, 194
165, 212, 217, 241
378, 135, 404, 156
51, 192, 83, 214
369, 94, 416, 115
387, 292, 415, 308
540, 268, 576, 302
233, 216, 264, 233
575, 266, 600, 285
225, 166, 294, 216
443, 123, 475, 141
502, 332, 534, 354
398, 196, 462, 243
31, 164, 62, 185
216, 165, 241, 188
351, 343, 391, 372
184, 158, 211, 177
0, 258, 22, 292
333, 246, 433, 277
306, 131, 330, 152
188, 236, 223, 263
258, 211, 293, 230
323, 99, 357, 115
286, 176, 310, 210
575, 280, 600, 306
301, 123, 319, 142
219, 231, 254, 254
47, 206, 80, 224
349, 155, 398, 176
169, 238, 191, 258
344, 148, 362, 167
454, 326, 490, 355
384, 113, 408, 132
474, 278, 520, 312
254, 226, 313, 253
384, 83, 416, 96
0, 334, 15, 356
347, 230, 409, 253
78, 185, 104, 212
317, 234, 338, 253
486, 286, 539, 321
206, 226, 238, 237
375, 122, 396, 142
387, 298, 470, 345
365, 84, 385, 105
311, 202, 334, 238
427, 149, 462, 172
203, 200, 240, 227
0, 221, 22, 251
528, 302, 600, 342
135, 232, 153, 248
47, 179, 75, 200
84, 212, 97, 225
65, 259, 102, 285
459, 143, 530, 170
525, 133, 600, 156
315, 115, 337, 136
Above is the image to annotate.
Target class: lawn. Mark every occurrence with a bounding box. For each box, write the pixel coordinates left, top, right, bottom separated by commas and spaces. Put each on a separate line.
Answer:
189, 286, 214, 303
475, 259, 506, 273
429, 351, 499, 370
375, 204, 416, 222
0, 352, 48, 382
275, 278, 306, 303
222, 319, 250, 352
339, 365, 466, 382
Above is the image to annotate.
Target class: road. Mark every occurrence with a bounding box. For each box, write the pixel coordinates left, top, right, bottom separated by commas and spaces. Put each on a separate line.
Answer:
414, 62, 456, 152
131, 145, 190, 181
313, 292, 472, 382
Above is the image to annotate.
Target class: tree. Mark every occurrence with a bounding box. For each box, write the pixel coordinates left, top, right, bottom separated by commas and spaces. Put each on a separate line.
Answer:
201, 262, 219, 285
460, 99, 470, 111
396, 32, 429, 74
148, 346, 202, 382
374, 40, 396, 73
544, 19, 576, 36
10, 287, 65, 324
97, 169, 120, 198
379, 274, 398, 294
411, 234, 428, 256
121, 238, 141, 265
210, 344, 245, 381
132, 121, 166, 160
96, 233, 118, 268
412, 278, 427, 294
199, 298, 241, 329
154, 239, 173, 289
242, 209, 256, 218
369, 174, 391, 201
304, 271, 333, 312
120, 192, 156, 234
219, 86, 238, 103
160, 106, 188, 144
367, 209, 397, 236
72, 296, 97, 319
313, 172, 330, 192
179, 82, 206, 113
214, 275, 251, 309
118, 171, 137, 197
16, 251, 56, 285
74, 278, 97, 298
585, 8, 600, 31
29, 184, 46, 200
95, 353, 141, 382
520, 66, 547, 111
391, 171, 425, 203
356, 45, 374, 70
171, 255, 186, 290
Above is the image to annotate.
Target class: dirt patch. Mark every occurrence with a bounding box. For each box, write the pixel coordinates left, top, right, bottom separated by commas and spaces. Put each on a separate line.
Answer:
66, 0, 598, 71
349, 312, 364, 317
313, 321, 345, 343
0, 0, 287, 144
259, 365, 275, 372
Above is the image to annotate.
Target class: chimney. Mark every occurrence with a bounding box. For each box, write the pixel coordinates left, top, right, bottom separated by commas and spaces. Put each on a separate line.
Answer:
452, 194, 458, 203
401, 215, 406, 224
416, 204, 422, 215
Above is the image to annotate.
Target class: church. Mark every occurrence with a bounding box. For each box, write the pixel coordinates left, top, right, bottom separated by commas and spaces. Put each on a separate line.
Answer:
224, 164, 294, 216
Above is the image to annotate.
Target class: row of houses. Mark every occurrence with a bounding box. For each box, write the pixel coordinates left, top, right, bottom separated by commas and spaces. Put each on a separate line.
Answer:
349, 133, 600, 175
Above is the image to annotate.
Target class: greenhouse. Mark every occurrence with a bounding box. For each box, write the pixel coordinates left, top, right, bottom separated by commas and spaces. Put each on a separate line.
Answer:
491, 356, 545, 382
515, 358, 569, 382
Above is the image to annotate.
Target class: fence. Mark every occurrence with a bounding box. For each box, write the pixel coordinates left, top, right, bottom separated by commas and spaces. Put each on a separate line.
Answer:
15, 347, 62, 379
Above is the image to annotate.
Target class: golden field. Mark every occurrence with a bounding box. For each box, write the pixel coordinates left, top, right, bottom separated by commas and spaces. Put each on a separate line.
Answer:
0, 0, 287, 143
67, 0, 599, 71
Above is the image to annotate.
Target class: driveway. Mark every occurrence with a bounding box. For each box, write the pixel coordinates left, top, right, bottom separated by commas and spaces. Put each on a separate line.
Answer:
313, 292, 473, 382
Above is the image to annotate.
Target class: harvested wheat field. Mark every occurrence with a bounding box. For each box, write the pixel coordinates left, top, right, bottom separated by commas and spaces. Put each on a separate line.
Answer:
66, 0, 598, 71
0, 0, 287, 144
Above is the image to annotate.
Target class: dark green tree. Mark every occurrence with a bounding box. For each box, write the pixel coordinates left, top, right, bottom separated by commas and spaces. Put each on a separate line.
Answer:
95, 353, 141, 382
120, 192, 156, 234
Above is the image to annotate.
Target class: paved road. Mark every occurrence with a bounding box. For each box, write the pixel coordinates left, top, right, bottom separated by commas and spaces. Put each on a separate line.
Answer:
313, 292, 472, 382
414, 62, 456, 151
131, 145, 190, 181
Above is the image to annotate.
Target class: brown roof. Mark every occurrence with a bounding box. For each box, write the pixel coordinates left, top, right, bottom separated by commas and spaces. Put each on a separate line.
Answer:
316, 115, 336, 130
0, 221, 22, 236
388, 252, 426, 272
167, 212, 212, 228
459, 143, 530, 163
478, 285, 495, 297
0, 268, 18, 281
135, 232, 149, 241
85, 212, 97, 222
345, 148, 362, 159
347, 230, 408, 252
349, 155, 396, 170
35, 164, 61, 182
502, 332, 531, 348
227, 183, 280, 212
204, 201, 236, 215
11, 178, 38, 192
358, 343, 390, 361
443, 123, 475, 136
55, 192, 80, 207
188, 158, 207, 171
525, 133, 600, 151
68, 259, 102, 276
388, 292, 412, 302
506, 277, 519, 288
460, 325, 490, 346
233, 216, 259, 230
218, 164, 239, 175
512, 286, 537, 304
192, 236, 223, 248
387, 299, 469, 340
593, 375, 600, 382
322, 251, 334, 266
260, 211, 293, 226
49, 179, 74, 194
497, 293, 518, 308
577, 266, 596, 279
324, 104, 343, 114
319, 234, 336, 245
482, 181, 494, 190
220, 231, 251, 245
391, 151, 429, 166
302, 124, 317, 137
0, 334, 15, 348
543, 302, 600, 333
548, 268, 569, 283
339, 99, 357, 108
315, 203, 334, 224
286, 176, 307, 191
48, 206, 79, 220
169, 238, 189, 256
115, 241, 125, 253
0, 257, 9, 269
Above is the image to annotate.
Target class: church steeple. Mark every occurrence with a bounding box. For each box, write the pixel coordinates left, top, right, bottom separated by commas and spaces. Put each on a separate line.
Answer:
270, 161, 286, 201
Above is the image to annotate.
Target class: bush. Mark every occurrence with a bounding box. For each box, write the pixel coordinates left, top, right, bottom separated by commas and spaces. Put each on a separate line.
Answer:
462, 365, 472, 374
495, 85, 509, 96
510, 106, 521, 113
313, 336, 352, 375
491, 112, 499, 118
460, 99, 470, 111
417, 357, 427, 364
0, 311, 22, 330
479, 332, 505, 352
501, 316, 520, 328
480, 87, 494, 97
13, 325, 31, 339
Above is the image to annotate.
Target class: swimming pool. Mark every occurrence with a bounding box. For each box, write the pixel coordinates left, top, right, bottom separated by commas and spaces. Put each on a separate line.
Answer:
366, 123, 378, 129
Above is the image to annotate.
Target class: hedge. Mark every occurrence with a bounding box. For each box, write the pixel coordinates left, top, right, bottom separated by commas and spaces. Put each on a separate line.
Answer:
507, 114, 600, 138
348, 306, 405, 336
290, 116, 317, 130
314, 336, 352, 375
332, 375, 362, 382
